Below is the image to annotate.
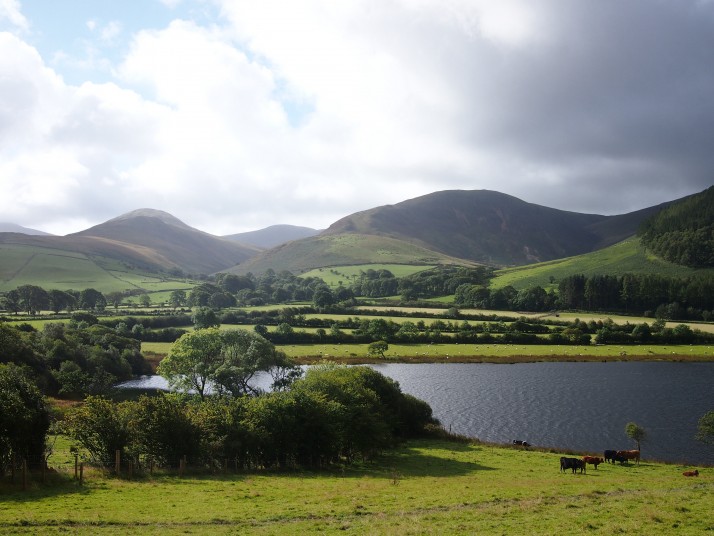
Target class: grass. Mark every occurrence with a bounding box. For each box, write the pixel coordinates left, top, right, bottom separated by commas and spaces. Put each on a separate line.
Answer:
491, 237, 714, 290
141, 340, 714, 364
301, 264, 434, 288
0, 244, 197, 294
1, 438, 711, 534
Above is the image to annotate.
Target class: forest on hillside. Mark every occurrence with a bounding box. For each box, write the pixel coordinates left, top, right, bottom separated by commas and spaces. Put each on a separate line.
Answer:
639, 186, 714, 268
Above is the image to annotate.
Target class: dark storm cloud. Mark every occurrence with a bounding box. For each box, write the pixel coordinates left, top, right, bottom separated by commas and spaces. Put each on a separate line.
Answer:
440, 0, 714, 212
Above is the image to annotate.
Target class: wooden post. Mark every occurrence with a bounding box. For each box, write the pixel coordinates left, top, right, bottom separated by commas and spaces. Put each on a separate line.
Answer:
150, 459, 154, 476
115, 450, 121, 476
74, 454, 79, 480
41, 459, 46, 484
22, 459, 27, 491
128, 460, 133, 479
11, 454, 15, 484
79, 463, 84, 485
224, 458, 228, 474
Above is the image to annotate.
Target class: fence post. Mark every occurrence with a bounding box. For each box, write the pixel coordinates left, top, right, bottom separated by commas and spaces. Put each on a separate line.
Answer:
115, 450, 121, 476
224, 458, 228, 474
22, 459, 27, 491
79, 463, 84, 485
150, 459, 154, 476
128, 460, 133, 480
11, 454, 15, 484
74, 454, 79, 480
42, 459, 46, 484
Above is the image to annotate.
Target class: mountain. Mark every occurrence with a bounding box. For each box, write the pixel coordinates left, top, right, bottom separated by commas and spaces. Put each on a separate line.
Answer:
0, 222, 52, 235
228, 190, 673, 274
223, 225, 320, 249
69, 209, 260, 274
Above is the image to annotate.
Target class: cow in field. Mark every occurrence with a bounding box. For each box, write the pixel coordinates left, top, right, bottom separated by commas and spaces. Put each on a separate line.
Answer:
560, 457, 585, 474
683, 470, 699, 477
513, 440, 531, 447
582, 456, 604, 469
604, 450, 618, 464
616, 450, 640, 465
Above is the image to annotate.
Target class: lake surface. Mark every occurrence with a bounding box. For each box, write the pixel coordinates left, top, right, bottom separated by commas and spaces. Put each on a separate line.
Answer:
119, 362, 714, 465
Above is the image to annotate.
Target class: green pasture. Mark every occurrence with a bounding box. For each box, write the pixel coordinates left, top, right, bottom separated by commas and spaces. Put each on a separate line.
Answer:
2, 438, 711, 534
491, 237, 714, 290
0, 244, 197, 294
301, 264, 434, 287
140, 341, 714, 362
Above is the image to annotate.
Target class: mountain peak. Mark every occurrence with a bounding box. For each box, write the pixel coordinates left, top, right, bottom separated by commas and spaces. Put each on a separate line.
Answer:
108, 208, 192, 230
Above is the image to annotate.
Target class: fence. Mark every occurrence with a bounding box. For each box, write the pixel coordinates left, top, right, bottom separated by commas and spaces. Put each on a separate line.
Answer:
1, 451, 281, 492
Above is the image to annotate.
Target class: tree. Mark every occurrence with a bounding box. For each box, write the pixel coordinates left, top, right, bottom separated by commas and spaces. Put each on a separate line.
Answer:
157, 328, 297, 399
0, 364, 51, 468
48, 289, 76, 313
157, 328, 224, 399
192, 307, 220, 330
79, 288, 107, 311
215, 329, 298, 396
139, 294, 151, 308
16, 284, 49, 314
625, 422, 647, 451
104, 291, 125, 310
368, 340, 389, 359
62, 396, 130, 465
695, 411, 714, 445
169, 289, 187, 309
1, 289, 21, 314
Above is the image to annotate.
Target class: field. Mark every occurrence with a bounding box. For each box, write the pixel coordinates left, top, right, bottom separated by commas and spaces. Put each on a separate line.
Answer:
1, 438, 711, 534
491, 237, 714, 290
300, 264, 434, 288
0, 244, 195, 295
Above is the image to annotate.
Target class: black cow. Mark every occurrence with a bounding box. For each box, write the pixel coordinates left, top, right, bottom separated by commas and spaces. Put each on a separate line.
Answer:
560, 457, 585, 474
604, 450, 618, 464
513, 440, 531, 447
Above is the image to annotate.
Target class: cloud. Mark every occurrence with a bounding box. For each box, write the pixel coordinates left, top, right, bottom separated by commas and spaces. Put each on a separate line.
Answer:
0, 0, 27, 32
2, 0, 714, 236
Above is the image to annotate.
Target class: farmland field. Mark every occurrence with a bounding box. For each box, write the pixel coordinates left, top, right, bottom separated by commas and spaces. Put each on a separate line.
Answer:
2, 438, 711, 534
301, 264, 434, 288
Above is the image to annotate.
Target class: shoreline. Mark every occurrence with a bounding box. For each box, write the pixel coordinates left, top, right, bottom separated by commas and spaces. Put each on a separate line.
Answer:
292, 353, 714, 365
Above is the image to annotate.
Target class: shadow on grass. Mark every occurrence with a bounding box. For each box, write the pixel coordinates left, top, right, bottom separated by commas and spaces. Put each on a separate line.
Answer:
0, 472, 92, 502
374, 439, 495, 478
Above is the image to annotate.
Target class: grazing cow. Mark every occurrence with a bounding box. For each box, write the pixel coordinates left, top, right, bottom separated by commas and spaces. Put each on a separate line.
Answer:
616, 450, 640, 465
560, 457, 586, 474
604, 450, 618, 464
582, 456, 604, 469
683, 470, 699, 477
513, 440, 531, 447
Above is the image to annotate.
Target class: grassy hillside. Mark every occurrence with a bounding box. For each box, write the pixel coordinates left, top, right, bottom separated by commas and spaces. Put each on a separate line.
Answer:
300, 264, 434, 287
491, 237, 714, 290
0, 243, 195, 294
3, 438, 711, 534
228, 234, 472, 275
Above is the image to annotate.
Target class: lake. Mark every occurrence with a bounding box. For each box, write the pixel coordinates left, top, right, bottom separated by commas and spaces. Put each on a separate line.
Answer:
118, 361, 714, 465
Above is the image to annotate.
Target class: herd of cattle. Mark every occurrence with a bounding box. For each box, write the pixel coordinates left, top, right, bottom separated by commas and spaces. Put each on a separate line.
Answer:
513, 441, 701, 477
559, 450, 639, 473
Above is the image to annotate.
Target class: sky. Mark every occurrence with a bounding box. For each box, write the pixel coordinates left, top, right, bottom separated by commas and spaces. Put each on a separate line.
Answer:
1, 0, 713, 236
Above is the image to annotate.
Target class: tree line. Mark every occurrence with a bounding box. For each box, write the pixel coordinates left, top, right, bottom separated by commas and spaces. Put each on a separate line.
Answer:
0, 316, 151, 399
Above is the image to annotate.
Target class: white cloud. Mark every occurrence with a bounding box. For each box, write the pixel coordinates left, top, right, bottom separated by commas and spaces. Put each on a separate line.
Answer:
0, 0, 27, 31
2, 0, 714, 236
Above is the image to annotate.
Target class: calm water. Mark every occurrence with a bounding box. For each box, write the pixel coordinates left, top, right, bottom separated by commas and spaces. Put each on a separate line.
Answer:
119, 362, 714, 465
